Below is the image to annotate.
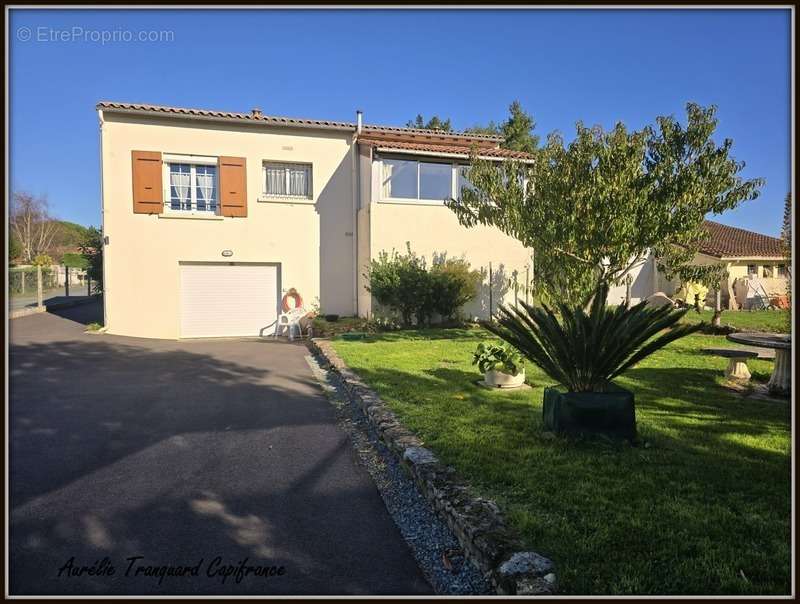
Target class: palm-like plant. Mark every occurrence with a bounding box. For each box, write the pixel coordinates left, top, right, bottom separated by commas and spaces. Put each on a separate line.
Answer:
485, 285, 703, 392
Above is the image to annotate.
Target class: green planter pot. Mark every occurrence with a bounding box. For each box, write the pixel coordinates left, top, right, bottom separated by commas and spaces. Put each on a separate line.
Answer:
542, 383, 636, 440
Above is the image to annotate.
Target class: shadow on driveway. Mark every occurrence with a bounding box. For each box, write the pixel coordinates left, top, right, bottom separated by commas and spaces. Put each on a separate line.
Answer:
9, 306, 431, 595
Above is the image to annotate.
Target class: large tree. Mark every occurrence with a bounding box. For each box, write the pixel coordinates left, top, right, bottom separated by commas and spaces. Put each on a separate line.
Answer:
80, 226, 104, 294
406, 114, 452, 132
466, 100, 539, 152
500, 100, 539, 153
781, 192, 792, 327
447, 103, 763, 307
9, 191, 60, 264
781, 193, 792, 260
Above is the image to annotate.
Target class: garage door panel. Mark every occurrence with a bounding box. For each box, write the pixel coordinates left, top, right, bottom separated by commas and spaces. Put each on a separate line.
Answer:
180, 263, 278, 338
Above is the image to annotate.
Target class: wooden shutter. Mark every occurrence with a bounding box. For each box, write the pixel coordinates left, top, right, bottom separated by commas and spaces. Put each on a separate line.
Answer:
131, 151, 163, 214
219, 157, 247, 217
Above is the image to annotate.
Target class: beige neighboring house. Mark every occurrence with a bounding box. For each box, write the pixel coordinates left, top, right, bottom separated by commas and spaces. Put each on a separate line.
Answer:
98, 102, 533, 339
604, 219, 790, 309
693, 220, 789, 309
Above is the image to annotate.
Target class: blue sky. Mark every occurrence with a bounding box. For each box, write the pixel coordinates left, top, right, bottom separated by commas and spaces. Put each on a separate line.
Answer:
10, 8, 791, 235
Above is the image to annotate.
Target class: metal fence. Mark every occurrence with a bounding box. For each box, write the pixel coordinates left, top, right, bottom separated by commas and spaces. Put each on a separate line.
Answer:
8, 265, 92, 312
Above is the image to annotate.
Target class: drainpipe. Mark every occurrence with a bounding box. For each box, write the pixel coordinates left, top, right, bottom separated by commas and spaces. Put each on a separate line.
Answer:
350, 110, 363, 316
98, 109, 107, 329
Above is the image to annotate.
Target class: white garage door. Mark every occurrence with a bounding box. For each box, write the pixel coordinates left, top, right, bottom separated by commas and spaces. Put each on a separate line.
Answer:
180, 263, 278, 338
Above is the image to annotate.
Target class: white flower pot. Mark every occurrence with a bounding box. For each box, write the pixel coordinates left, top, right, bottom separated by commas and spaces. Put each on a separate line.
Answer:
484, 368, 525, 388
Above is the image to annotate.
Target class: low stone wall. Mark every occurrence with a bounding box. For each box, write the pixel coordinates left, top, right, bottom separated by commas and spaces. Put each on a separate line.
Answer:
9, 296, 96, 320
308, 338, 557, 595
8, 306, 46, 320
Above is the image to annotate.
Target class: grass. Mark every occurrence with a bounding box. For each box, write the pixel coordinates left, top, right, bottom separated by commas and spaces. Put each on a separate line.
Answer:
680, 308, 790, 333
331, 328, 790, 595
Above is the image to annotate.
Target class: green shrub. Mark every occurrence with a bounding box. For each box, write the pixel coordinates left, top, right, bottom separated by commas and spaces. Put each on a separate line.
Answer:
61, 252, 89, 269
365, 246, 429, 326
365, 245, 481, 327
79, 226, 103, 294
32, 254, 53, 266
430, 258, 482, 321
472, 342, 524, 376
9, 234, 21, 264
486, 283, 702, 392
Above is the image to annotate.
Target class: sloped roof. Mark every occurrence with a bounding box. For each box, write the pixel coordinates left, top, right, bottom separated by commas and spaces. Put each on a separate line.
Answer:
700, 220, 785, 259
360, 138, 535, 160
96, 101, 503, 142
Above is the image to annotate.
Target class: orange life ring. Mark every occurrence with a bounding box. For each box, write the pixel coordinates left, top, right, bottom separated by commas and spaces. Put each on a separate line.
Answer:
281, 289, 303, 312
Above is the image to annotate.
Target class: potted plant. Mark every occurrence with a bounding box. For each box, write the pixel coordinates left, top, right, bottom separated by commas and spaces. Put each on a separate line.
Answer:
484, 284, 702, 440
472, 342, 526, 388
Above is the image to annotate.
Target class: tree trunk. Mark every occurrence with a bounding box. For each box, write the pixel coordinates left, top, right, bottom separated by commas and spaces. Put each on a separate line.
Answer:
712, 289, 722, 327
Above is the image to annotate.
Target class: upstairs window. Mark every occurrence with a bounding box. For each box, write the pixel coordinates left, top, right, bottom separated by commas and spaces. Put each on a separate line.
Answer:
747, 264, 758, 276
382, 159, 454, 202
456, 165, 476, 200
167, 162, 218, 213
263, 162, 312, 198
778, 264, 788, 277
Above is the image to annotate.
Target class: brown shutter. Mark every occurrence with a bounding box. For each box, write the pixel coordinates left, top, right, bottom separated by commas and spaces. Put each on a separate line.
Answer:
219, 157, 247, 217
131, 151, 163, 214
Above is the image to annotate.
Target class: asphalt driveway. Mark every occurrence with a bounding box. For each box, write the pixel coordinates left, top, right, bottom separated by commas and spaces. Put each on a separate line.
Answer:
9, 302, 431, 595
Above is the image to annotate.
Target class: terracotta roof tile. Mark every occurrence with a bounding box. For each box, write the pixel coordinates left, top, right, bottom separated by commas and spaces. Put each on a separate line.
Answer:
360, 139, 535, 160
96, 101, 504, 141
97, 101, 355, 130
700, 220, 785, 258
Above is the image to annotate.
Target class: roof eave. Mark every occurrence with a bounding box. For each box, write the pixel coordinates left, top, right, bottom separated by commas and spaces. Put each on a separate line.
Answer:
719, 255, 788, 261
98, 105, 357, 133
373, 146, 535, 163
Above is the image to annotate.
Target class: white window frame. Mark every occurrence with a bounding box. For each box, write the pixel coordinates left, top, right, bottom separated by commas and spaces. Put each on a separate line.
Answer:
380, 157, 458, 205
162, 154, 220, 217
261, 161, 313, 201
379, 156, 526, 206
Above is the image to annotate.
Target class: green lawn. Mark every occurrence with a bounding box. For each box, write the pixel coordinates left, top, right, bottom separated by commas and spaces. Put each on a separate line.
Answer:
681, 309, 790, 333
331, 328, 790, 595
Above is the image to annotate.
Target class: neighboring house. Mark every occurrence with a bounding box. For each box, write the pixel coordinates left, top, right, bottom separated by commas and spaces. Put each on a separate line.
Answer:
693, 220, 789, 309
98, 102, 533, 339
605, 220, 789, 308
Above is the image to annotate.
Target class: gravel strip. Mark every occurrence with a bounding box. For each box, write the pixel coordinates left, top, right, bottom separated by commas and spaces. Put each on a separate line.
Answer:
305, 353, 492, 596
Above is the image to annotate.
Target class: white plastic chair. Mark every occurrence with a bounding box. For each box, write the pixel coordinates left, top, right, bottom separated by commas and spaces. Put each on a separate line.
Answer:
274, 307, 308, 340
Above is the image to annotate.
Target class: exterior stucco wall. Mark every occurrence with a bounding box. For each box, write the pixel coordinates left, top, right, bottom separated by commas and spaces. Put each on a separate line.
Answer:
367, 202, 532, 320
101, 113, 355, 339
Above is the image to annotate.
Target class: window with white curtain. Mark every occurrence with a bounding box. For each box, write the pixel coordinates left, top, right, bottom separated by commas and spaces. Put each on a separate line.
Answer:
263, 162, 312, 198
382, 158, 456, 202
168, 163, 218, 212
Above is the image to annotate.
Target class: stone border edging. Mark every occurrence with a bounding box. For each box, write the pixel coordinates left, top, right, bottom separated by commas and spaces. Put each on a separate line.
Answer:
308, 337, 557, 596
